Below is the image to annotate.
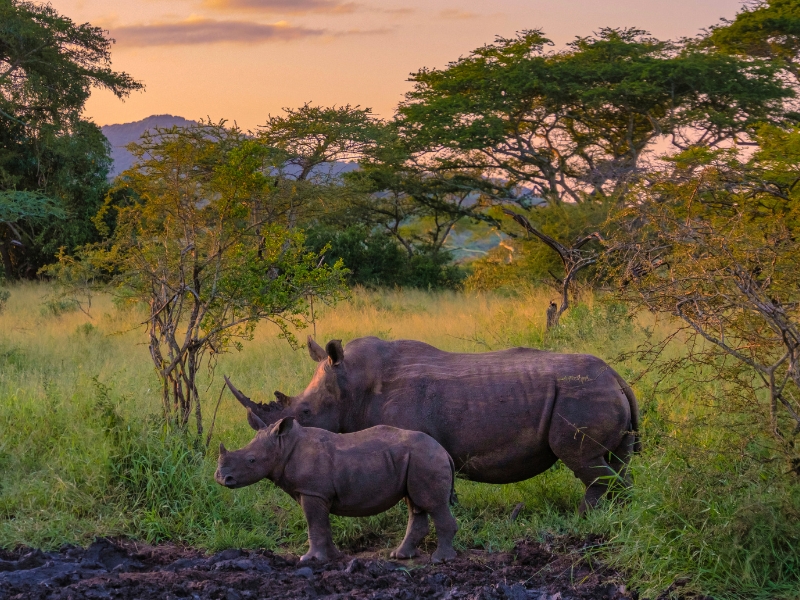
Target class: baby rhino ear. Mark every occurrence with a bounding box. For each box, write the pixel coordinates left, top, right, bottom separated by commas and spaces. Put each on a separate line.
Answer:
271, 416, 295, 437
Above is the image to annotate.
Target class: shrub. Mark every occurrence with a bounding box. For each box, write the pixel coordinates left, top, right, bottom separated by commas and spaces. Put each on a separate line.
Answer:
306, 224, 464, 289
466, 202, 609, 292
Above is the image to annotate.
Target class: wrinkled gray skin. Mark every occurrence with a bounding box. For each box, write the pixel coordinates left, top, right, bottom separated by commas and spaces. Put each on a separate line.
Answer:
215, 413, 458, 563
227, 336, 640, 512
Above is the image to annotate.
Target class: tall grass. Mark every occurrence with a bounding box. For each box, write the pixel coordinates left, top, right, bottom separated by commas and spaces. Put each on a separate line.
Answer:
0, 282, 798, 599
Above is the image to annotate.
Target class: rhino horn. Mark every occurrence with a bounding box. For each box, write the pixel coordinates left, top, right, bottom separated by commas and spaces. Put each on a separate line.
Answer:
224, 376, 259, 411
274, 390, 291, 406
219, 442, 227, 455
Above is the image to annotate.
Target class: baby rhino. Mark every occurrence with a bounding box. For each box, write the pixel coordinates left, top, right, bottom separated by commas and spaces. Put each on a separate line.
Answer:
215, 410, 458, 563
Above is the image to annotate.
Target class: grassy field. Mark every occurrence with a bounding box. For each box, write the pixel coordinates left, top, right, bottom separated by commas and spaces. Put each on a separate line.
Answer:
1, 282, 798, 599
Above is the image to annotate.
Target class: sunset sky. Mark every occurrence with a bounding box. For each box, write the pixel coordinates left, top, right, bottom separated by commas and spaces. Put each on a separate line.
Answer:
49, 0, 746, 130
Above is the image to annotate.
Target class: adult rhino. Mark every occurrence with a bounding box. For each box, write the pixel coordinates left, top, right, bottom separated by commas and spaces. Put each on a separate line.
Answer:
225, 336, 639, 511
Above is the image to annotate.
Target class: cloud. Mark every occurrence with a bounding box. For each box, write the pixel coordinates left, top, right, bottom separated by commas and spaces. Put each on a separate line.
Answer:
381, 7, 414, 17
438, 9, 479, 20
112, 17, 325, 46
202, 0, 358, 14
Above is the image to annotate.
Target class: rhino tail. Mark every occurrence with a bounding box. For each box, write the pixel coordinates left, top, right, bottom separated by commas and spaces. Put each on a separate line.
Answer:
616, 373, 642, 453
447, 453, 458, 506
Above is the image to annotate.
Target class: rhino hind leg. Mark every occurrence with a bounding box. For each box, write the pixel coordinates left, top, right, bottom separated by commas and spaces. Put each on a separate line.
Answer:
607, 432, 636, 491
391, 498, 429, 560
299, 495, 341, 563
563, 455, 617, 514
429, 505, 458, 564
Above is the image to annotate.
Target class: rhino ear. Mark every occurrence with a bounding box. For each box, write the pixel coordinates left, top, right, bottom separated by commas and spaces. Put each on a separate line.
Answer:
247, 408, 268, 430
219, 442, 227, 455
307, 336, 327, 362
326, 339, 344, 366
274, 390, 291, 407
271, 416, 295, 437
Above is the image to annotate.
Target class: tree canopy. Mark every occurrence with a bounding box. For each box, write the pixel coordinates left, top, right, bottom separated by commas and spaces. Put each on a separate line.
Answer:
0, 0, 141, 127
0, 0, 141, 279
399, 28, 792, 205
707, 0, 800, 82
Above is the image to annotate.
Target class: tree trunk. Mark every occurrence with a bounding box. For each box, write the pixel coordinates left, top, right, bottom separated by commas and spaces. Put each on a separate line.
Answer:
0, 241, 16, 280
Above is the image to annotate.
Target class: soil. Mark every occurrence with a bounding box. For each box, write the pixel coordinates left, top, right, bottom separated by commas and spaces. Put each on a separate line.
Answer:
0, 537, 638, 600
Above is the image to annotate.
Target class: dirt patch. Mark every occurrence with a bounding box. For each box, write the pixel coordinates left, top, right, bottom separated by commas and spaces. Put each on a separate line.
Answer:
0, 537, 635, 599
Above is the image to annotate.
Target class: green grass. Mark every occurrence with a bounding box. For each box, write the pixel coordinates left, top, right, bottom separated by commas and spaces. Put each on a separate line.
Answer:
0, 282, 798, 599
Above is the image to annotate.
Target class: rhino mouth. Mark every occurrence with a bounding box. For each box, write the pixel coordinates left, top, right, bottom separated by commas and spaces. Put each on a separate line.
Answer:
216, 473, 245, 489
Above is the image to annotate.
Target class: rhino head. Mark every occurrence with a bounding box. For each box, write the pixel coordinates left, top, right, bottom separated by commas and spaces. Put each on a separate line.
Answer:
225, 336, 373, 433
215, 412, 296, 488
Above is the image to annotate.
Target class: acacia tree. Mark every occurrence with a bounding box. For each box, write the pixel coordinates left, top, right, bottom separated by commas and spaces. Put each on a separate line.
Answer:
51, 122, 346, 436
609, 127, 800, 469
399, 28, 790, 206
706, 0, 800, 85
345, 129, 489, 258
254, 104, 382, 229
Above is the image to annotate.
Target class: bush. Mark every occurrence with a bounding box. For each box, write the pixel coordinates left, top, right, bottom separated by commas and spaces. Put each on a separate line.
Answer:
305, 224, 464, 289
466, 202, 609, 292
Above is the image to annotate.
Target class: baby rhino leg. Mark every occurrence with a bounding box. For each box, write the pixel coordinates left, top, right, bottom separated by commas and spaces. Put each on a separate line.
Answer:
390, 498, 429, 560
406, 449, 458, 563
300, 495, 341, 562
429, 505, 457, 564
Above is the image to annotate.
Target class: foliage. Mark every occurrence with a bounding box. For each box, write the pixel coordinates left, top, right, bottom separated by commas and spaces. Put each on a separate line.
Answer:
466, 202, 608, 294
0, 0, 140, 278
399, 28, 791, 205
1, 284, 798, 598
305, 224, 464, 289
609, 125, 800, 468
706, 0, 800, 84
345, 127, 490, 255
0, 0, 141, 127
257, 103, 379, 181
45, 122, 347, 437
0, 121, 112, 278
252, 104, 381, 231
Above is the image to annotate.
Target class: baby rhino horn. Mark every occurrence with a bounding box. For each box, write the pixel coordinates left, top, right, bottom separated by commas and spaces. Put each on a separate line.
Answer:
219, 442, 227, 455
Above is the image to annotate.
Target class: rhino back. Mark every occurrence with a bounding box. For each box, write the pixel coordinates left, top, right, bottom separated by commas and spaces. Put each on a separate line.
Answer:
324, 426, 437, 517
350, 340, 628, 483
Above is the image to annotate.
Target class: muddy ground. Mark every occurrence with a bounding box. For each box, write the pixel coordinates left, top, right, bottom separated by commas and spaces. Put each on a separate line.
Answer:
0, 537, 644, 600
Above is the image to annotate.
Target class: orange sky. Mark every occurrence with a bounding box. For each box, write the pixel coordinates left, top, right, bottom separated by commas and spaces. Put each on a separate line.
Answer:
48, 0, 745, 130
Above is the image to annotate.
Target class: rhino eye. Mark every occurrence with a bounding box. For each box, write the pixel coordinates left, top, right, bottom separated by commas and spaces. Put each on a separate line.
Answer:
248, 457, 255, 464
302, 408, 311, 415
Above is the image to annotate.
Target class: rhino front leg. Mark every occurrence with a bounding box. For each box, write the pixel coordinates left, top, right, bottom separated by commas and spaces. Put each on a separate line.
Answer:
390, 498, 429, 560
299, 495, 341, 562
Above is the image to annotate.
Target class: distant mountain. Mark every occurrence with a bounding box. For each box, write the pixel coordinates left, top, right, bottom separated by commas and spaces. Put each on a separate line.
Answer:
101, 114, 196, 178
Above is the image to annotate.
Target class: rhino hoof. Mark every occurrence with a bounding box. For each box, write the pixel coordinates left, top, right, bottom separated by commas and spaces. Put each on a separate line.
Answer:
300, 548, 341, 563
431, 548, 457, 564
389, 548, 419, 560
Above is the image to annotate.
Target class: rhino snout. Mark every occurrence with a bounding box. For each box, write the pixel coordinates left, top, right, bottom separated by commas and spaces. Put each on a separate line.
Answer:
215, 469, 238, 488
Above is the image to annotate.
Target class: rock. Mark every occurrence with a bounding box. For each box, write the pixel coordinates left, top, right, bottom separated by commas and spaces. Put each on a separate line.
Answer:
82, 539, 143, 572
294, 566, 314, 579
498, 583, 529, 600
209, 548, 244, 563
162, 557, 208, 571
213, 559, 254, 571
0, 550, 47, 572
344, 558, 363, 573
